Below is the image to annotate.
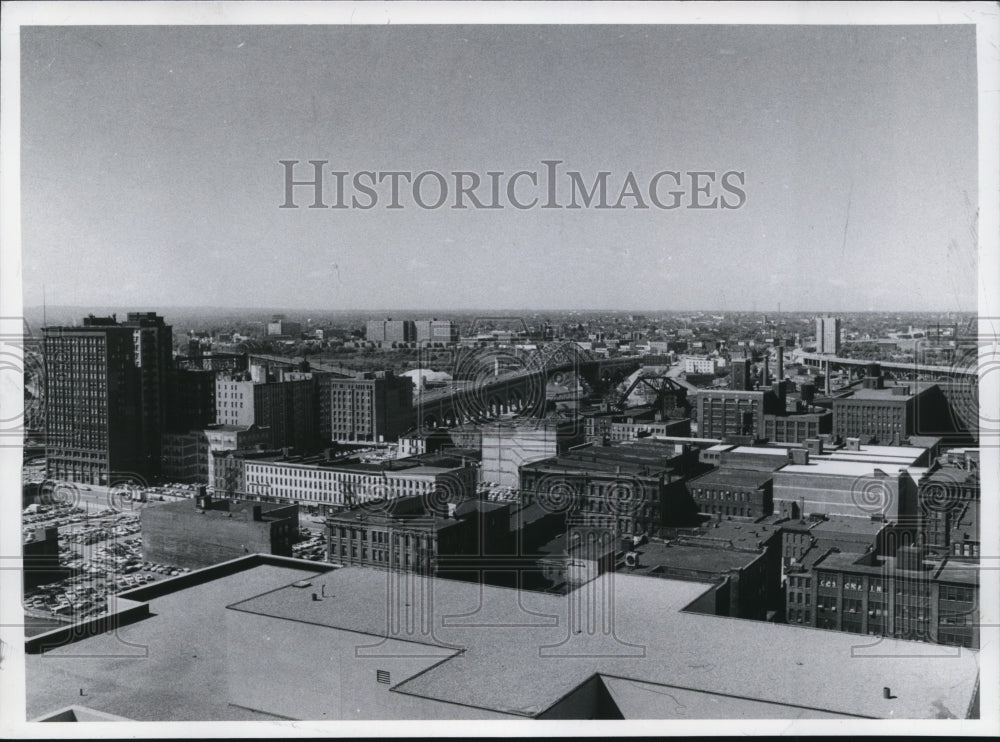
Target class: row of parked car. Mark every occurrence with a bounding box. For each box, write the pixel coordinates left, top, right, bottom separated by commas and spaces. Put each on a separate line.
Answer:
24, 569, 167, 619
22, 503, 92, 535
292, 533, 328, 561
141, 561, 190, 576
61, 512, 142, 547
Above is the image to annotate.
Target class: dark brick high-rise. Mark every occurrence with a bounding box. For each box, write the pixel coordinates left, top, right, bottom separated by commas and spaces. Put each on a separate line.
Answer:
44, 312, 172, 484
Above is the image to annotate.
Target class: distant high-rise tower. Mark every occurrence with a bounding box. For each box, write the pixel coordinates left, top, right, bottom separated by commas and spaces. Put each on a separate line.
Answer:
730, 357, 752, 391
816, 316, 841, 355
366, 319, 416, 344
43, 313, 173, 485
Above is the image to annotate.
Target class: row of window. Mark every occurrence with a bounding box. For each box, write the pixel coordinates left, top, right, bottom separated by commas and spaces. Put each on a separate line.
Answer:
334, 528, 426, 546
703, 504, 755, 517
939, 612, 974, 626
952, 542, 979, 558
335, 544, 419, 565
694, 489, 755, 502
939, 632, 975, 648
941, 585, 976, 603
787, 608, 811, 624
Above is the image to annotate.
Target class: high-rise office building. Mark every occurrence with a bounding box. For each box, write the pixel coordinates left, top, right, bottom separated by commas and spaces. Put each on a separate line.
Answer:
816, 316, 841, 355
44, 313, 172, 484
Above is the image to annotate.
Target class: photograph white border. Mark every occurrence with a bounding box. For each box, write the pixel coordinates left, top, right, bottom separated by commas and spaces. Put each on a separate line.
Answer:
1, 2, 997, 738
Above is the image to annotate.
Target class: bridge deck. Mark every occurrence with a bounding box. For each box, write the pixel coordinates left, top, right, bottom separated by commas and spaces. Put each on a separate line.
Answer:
797, 353, 973, 376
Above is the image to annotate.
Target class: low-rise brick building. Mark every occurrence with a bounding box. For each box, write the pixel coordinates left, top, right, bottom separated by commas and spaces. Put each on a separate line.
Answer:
786, 546, 979, 649
518, 447, 695, 536
684, 467, 774, 520
141, 491, 298, 569
324, 496, 513, 577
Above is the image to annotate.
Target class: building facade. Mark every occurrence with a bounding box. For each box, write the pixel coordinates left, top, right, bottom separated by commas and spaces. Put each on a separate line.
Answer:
518, 452, 691, 537
161, 431, 208, 483
684, 468, 774, 520
266, 318, 302, 337
832, 383, 925, 444
763, 410, 832, 444
366, 319, 416, 344
772, 458, 920, 521
225, 453, 477, 512
917, 455, 980, 561
681, 356, 723, 374
141, 492, 299, 569
162, 425, 273, 484
480, 420, 584, 488
327, 371, 414, 443
324, 496, 507, 574
786, 547, 978, 649
414, 319, 459, 345
695, 389, 781, 441
216, 375, 318, 451
729, 358, 752, 390
168, 368, 217, 432
815, 316, 841, 355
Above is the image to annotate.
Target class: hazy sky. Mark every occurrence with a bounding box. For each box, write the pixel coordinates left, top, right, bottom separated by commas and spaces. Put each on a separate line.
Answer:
20, 24, 978, 311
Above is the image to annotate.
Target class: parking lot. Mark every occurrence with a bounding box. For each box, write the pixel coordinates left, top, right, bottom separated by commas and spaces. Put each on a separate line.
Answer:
22, 501, 185, 625
23, 485, 331, 627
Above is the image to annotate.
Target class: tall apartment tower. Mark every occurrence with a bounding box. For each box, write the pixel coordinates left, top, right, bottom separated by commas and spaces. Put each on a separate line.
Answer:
327, 371, 414, 443
44, 313, 173, 485
816, 316, 841, 355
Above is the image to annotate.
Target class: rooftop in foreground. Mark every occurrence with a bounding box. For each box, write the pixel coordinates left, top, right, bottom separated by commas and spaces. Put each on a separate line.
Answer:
26, 559, 329, 721
26, 557, 980, 722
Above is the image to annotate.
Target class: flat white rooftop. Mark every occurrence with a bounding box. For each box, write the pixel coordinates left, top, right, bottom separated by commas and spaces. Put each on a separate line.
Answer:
231, 567, 978, 719
778, 460, 927, 478
26, 562, 980, 722
730, 446, 788, 456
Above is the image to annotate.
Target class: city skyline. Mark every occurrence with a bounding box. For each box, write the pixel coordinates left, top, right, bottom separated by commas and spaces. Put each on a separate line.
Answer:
20, 24, 978, 312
